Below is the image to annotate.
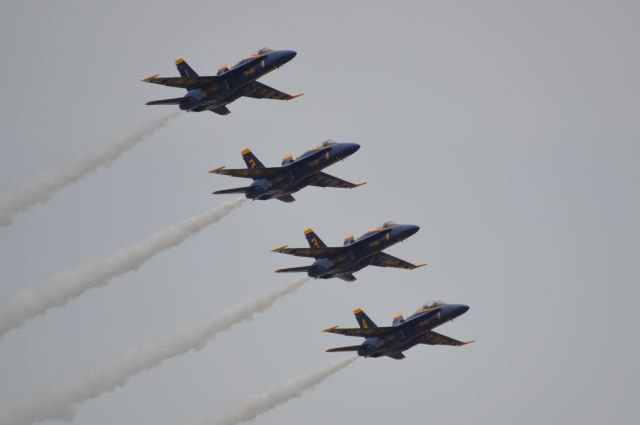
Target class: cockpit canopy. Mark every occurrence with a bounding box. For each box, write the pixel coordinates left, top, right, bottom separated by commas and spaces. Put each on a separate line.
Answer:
255, 47, 274, 55
421, 300, 448, 309
317, 139, 337, 149
381, 221, 397, 229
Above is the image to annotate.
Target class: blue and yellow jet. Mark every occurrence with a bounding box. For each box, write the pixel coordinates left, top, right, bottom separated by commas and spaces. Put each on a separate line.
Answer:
272, 221, 426, 281
142, 48, 301, 115
209, 141, 365, 203
324, 302, 474, 360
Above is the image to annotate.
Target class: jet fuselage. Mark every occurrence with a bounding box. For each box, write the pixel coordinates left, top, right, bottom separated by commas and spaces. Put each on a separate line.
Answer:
308, 224, 420, 280
181, 49, 297, 112
359, 304, 470, 358
246, 143, 360, 200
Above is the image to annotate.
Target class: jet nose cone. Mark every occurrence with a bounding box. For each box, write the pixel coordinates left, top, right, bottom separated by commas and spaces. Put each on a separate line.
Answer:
278, 50, 297, 64
340, 143, 360, 157
403, 224, 420, 238
448, 304, 469, 318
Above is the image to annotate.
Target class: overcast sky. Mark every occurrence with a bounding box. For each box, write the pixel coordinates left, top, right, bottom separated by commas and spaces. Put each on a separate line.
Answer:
1, 1, 639, 424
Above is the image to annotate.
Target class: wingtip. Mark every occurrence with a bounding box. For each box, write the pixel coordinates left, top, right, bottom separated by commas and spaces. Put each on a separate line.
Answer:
208, 166, 225, 174
142, 73, 159, 82
272, 244, 288, 253
412, 263, 428, 270
288, 93, 304, 100
462, 340, 476, 346
351, 181, 368, 188
323, 326, 339, 333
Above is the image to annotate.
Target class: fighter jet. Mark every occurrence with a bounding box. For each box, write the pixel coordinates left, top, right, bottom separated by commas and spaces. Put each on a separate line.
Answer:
142, 48, 301, 115
272, 221, 426, 281
324, 302, 474, 360
209, 140, 365, 203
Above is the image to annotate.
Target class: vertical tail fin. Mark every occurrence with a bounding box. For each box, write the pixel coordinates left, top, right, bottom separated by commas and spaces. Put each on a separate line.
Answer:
354, 308, 377, 329
304, 228, 327, 248
175, 58, 199, 78
241, 148, 265, 169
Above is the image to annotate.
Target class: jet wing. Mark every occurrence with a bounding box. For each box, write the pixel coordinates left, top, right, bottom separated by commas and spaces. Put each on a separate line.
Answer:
337, 273, 357, 282
275, 194, 296, 203
419, 331, 475, 346
142, 75, 218, 89
209, 166, 282, 179
242, 81, 302, 100
272, 246, 344, 258
387, 353, 406, 360
369, 252, 426, 270
308, 172, 367, 189
323, 326, 395, 337
210, 106, 231, 115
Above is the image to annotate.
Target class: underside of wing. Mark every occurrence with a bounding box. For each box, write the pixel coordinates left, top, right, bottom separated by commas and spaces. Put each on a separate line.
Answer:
209, 167, 282, 179
323, 326, 395, 337
242, 81, 302, 100
419, 331, 474, 346
275, 194, 296, 203
308, 172, 367, 189
210, 105, 231, 115
369, 252, 426, 270
272, 246, 344, 258
387, 353, 406, 360
337, 273, 357, 282
142, 75, 218, 89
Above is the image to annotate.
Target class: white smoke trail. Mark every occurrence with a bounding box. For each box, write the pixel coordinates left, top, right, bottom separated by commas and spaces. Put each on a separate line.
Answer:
0, 278, 308, 425
0, 197, 245, 337
0, 111, 180, 227
187, 356, 356, 425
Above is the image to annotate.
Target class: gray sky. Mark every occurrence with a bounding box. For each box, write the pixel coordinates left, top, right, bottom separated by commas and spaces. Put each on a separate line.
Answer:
1, 1, 639, 424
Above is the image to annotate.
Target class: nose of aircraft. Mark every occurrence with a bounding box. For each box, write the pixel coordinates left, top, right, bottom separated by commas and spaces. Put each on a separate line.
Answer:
268, 50, 297, 67
337, 143, 360, 158
398, 224, 420, 239
449, 304, 470, 318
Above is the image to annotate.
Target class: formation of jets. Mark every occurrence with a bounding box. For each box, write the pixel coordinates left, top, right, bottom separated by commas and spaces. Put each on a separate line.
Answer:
143, 49, 473, 359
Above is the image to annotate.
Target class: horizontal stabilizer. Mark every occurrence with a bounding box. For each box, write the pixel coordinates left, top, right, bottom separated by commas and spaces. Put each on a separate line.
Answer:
212, 187, 250, 195
322, 326, 394, 338
145, 97, 184, 105
326, 345, 361, 353
210, 166, 282, 179
142, 75, 218, 89
272, 246, 345, 258
275, 266, 313, 273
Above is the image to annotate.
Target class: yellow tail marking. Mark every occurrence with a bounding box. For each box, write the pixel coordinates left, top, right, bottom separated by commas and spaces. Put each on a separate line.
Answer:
175, 58, 185, 65
304, 228, 314, 235
361, 319, 368, 329
353, 308, 363, 314
241, 148, 251, 155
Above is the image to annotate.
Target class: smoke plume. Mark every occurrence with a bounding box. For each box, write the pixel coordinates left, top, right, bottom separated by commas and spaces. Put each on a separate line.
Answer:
0, 111, 180, 226
0, 198, 245, 337
0, 278, 308, 425
187, 356, 356, 425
